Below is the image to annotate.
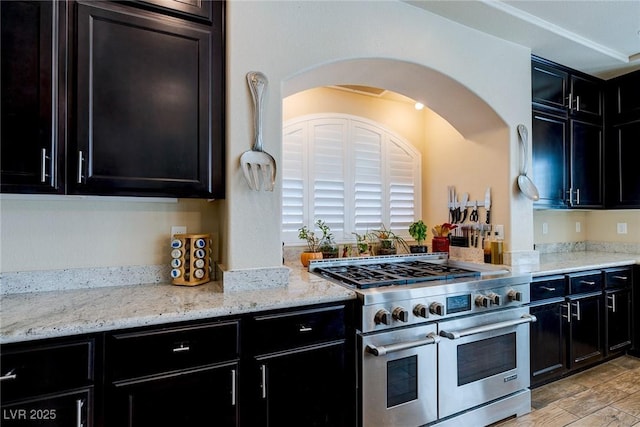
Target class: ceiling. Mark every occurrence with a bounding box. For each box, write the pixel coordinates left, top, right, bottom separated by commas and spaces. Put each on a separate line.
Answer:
406, 0, 640, 79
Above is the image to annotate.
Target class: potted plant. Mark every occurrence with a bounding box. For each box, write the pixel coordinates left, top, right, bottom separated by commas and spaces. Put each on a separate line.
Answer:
352, 232, 371, 256
368, 225, 409, 255
408, 220, 428, 253
317, 220, 339, 259
298, 224, 323, 267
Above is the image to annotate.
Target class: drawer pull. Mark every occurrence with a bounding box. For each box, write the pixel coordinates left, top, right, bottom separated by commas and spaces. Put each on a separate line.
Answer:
612, 275, 628, 281
607, 294, 617, 313
579, 280, 596, 286
299, 324, 313, 333
172, 344, 190, 353
540, 286, 556, 291
0, 370, 17, 382
561, 304, 571, 323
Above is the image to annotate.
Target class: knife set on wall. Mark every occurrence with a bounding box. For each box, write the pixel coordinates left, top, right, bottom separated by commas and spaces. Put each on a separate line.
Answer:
447, 186, 495, 249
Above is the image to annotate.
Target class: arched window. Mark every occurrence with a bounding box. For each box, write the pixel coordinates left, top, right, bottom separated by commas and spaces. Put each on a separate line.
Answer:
282, 114, 421, 244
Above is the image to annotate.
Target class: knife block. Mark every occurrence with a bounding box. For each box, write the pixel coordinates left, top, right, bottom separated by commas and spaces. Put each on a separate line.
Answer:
170, 233, 211, 286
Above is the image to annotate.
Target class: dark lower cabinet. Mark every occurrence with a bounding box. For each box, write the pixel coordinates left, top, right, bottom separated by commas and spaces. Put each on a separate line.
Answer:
605, 288, 632, 355
252, 342, 349, 427
530, 300, 568, 387
2, 389, 92, 427
108, 363, 237, 427
567, 292, 604, 370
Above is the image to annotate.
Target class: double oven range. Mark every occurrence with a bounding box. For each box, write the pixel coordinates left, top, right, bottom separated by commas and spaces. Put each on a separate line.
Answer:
310, 253, 535, 427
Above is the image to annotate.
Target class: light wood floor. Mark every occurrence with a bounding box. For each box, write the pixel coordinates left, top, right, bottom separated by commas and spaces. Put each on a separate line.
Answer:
497, 355, 640, 426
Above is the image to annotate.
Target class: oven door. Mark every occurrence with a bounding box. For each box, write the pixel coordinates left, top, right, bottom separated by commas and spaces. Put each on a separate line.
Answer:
437, 306, 535, 419
359, 323, 439, 427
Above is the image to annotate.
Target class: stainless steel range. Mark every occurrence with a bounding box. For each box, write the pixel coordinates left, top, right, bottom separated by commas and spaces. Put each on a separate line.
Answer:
309, 253, 535, 427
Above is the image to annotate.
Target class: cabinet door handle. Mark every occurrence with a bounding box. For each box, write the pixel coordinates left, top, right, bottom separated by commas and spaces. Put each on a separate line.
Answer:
231, 369, 237, 406
571, 301, 581, 321
561, 304, 571, 323
576, 95, 580, 112
579, 280, 596, 286
77, 151, 84, 184
172, 344, 190, 353
567, 93, 573, 110
40, 148, 50, 183
260, 364, 267, 399
0, 370, 17, 382
607, 294, 617, 313
540, 286, 556, 291
576, 188, 580, 205
567, 187, 573, 205
76, 399, 84, 427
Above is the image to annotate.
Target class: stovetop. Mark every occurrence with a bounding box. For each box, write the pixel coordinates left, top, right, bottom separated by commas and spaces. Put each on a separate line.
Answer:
313, 260, 480, 289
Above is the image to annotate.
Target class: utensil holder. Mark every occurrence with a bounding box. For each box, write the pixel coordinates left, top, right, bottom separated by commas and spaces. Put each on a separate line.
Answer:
170, 233, 211, 286
432, 237, 450, 254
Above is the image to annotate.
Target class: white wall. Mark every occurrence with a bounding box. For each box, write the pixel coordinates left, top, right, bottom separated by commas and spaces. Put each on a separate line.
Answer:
226, 0, 533, 269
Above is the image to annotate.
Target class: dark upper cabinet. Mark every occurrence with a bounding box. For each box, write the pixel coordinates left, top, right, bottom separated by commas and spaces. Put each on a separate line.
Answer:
71, 1, 224, 198
134, 0, 214, 22
532, 56, 605, 209
532, 56, 604, 121
532, 111, 568, 208
0, 0, 66, 194
605, 70, 640, 208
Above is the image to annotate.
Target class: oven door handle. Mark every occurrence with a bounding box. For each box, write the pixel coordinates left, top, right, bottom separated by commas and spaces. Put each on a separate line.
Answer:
365, 332, 440, 356
439, 314, 537, 340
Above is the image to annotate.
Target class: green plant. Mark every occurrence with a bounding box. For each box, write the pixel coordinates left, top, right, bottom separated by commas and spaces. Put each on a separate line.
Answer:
368, 225, 409, 253
352, 232, 370, 254
408, 220, 428, 246
317, 220, 338, 256
298, 225, 321, 252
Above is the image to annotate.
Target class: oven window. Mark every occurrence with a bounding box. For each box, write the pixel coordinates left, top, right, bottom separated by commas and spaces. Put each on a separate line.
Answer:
457, 333, 516, 386
387, 355, 418, 407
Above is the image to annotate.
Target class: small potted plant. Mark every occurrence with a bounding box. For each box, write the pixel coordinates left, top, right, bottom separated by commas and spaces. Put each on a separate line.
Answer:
408, 220, 428, 253
368, 225, 408, 255
352, 232, 371, 256
298, 224, 323, 267
317, 220, 339, 259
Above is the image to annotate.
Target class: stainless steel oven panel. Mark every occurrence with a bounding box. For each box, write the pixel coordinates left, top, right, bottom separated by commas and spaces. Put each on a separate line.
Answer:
437, 306, 533, 419
360, 323, 439, 427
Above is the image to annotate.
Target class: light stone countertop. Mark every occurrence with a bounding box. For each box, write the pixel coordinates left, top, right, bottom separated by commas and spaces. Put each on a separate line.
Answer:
534, 251, 639, 277
0, 266, 356, 344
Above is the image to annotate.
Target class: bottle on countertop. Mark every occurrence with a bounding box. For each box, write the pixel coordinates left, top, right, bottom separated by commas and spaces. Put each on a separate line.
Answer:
491, 231, 503, 264
483, 231, 492, 264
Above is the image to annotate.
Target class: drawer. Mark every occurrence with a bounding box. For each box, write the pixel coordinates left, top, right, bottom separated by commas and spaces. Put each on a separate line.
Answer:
568, 270, 603, 294
1, 339, 94, 403
108, 320, 239, 381
604, 267, 633, 289
531, 275, 566, 301
252, 305, 346, 355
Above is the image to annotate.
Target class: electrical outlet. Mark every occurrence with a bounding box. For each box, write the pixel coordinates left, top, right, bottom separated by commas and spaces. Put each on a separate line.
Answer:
171, 225, 187, 237
542, 222, 548, 235
617, 223, 628, 234
575, 222, 581, 233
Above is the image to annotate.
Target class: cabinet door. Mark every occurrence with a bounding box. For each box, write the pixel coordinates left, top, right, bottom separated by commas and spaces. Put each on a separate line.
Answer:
570, 120, 603, 207
529, 301, 568, 387
605, 289, 632, 355
570, 75, 603, 120
532, 111, 568, 208
607, 69, 640, 122
73, 1, 222, 198
0, 0, 65, 193
607, 121, 640, 207
568, 294, 603, 370
253, 342, 350, 427
1, 389, 92, 427
108, 363, 237, 427
532, 59, 569, 112
135, 0, 214, 21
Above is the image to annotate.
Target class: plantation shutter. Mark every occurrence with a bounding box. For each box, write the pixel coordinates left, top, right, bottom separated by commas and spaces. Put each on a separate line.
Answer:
282, 114, 421, 244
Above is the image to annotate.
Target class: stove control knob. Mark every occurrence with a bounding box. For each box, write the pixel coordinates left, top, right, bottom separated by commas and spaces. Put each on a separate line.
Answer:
413, 304, 429, 318
475, 295, 491, 308
374, 309, 391, 325
392, 307, 409, 322
487, 292, 501, 306
507, 290, 523, 302
429, 302, 444, 316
